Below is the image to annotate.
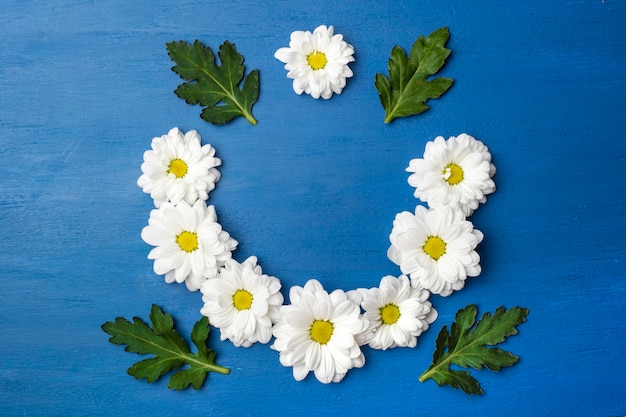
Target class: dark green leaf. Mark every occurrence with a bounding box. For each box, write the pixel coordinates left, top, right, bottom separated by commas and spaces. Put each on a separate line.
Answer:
128, 356, 184, 383
102, 304, 230, 390
191, 316, 211, 357
429, 368, 483, 395
419, 304, 529, 395
431, 325, 448, 363
448, 304, 477, 352
374, 73, 393, 111
375, 26, 454, 123
166, 40, 259, 125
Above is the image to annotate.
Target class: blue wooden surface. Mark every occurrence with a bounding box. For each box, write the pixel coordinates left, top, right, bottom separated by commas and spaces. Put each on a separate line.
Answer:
1, 1, 625, 416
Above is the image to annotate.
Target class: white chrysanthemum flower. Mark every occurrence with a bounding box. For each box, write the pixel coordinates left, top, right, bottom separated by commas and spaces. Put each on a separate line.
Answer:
141, 200, 237, 291
274, 25, 355, 99
137, 127, 221, 208
200, 256, 284, 348
407, 133, 496, 216
271, 279, 369, 384
347, 275, 437, 350
388, 205, 483, 296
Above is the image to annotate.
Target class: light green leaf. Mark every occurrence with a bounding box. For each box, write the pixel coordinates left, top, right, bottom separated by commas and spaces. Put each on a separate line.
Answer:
419, 304, 529, 395
166, 40, 259, 125
375, 26, 454, 123
102, 304, 230, 390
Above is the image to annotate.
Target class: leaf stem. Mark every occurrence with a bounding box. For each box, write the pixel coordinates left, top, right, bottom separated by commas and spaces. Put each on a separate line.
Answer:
244, 112, 258, 125
418, 367, 434, 383
206, 363, 231, 375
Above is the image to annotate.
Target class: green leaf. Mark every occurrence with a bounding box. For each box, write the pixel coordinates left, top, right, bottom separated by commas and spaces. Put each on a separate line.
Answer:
166, 40, 259, 125
429, 368, 482, 394
375, 26, 454, 124
419, 304, 529, 395
102, 304, 230, 390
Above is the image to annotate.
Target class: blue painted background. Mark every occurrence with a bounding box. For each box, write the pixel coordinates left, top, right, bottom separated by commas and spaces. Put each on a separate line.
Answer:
1, 1, 625, 416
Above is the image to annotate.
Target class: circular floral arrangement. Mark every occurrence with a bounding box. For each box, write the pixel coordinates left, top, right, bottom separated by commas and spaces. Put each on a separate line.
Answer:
136, 25, 496, 384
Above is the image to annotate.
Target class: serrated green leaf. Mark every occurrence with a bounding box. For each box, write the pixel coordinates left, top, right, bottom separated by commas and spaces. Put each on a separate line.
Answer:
201, 103, 241, 125
173, 83, 221, 107
409, 27, 452, 79
419, 304, 529, 395
448, 304, 477, 352
191, 316, 211, 358
429, 368, 483, 395
374, 73, 392, 110
375, 26, 454, 124
241, 69, 260, 113
102, 304, 230, 390
128, 356, 185, 383
166, 40, 259, 125
431, 325, 448, 364
388, 45, 411, 92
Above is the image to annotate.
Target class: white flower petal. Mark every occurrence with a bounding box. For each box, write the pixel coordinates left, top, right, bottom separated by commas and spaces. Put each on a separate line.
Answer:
141, 200, 236, 292
406, 133, 496, 216
274, 25, 354, 99
271, 279, 367, 383
355, 275, 436, 350
200, 258, 282, 347
137, 128, 221, 208
388, 205, 483, 296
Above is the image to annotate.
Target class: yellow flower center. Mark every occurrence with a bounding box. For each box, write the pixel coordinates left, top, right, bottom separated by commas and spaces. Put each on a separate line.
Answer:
423, 236, 446, 260
380, 304, 401, 325
168, 158, 188, 178
232, 289, 253, 311
176, 231, 198, 253
310, 319, 334, 345
443, 163, 464, 185
307, 51, 327, 70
